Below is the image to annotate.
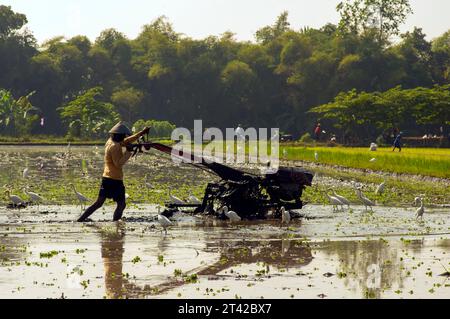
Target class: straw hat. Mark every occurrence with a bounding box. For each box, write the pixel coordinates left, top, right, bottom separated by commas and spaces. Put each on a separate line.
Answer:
109, 122, 132, 135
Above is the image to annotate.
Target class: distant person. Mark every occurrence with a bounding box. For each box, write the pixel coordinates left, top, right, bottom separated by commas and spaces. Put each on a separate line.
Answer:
392, 132, 403, 152
314, 123, 322, 141
77, 122, 150, 222
391, 127, 399, 144
393, 127, 399, 137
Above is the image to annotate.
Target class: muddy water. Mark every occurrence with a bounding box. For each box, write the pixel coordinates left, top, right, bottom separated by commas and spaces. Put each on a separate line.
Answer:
0, 146, 449, 299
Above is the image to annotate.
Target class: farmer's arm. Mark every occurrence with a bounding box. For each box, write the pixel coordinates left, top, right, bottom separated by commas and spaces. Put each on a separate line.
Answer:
111, 143, 132, 168
122, 127, 151, 145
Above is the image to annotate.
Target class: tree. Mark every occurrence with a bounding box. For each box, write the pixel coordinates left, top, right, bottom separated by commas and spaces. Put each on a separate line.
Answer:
255, 11, 291, 44
59, 87, 119, 138
0, 6, 36, 93
337, 0, 412, 43
220, 60, 256, 125
0, 5, 27, 38
431, 30, 450, 83
133, 119, 176, 138
393, 28, 433, 87
111, 87, 144, 124
95, 28, 126, 52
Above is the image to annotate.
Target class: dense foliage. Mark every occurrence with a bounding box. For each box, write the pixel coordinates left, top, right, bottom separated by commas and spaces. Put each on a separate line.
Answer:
0, 1, 449, 141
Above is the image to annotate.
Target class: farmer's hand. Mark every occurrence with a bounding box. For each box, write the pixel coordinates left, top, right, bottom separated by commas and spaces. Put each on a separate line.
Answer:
126, 144, 135, 152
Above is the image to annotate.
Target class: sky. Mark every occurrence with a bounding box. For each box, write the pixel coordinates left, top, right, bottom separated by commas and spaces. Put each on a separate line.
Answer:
2, 0, 450, 45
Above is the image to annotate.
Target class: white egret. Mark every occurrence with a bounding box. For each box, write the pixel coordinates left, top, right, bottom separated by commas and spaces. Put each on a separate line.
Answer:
332, 190, 351, 208
356, 188, 375, 211
157, 211, 173, 234
414, 197, 422, 207
324, 192, 344, 212
369, 158, 377, 163
415, 198, 425, 221
23, 168, 29, 179
5, 190, 25, 208
70, 184, 89, 211
168, 188, 186, 205
188, 192, 202, 205
222, 206, 241, 222
314, 152, 319, 161
375, 181, 386, 195
23, 188, 44, 210
280, 206, 291, 225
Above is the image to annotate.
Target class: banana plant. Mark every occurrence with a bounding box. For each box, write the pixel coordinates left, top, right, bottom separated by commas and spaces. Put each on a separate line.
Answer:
0, 90, 40, 136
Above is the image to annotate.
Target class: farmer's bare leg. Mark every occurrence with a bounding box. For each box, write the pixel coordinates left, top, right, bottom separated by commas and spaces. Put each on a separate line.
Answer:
113, 200, 126, 221
77, 196, 106, 222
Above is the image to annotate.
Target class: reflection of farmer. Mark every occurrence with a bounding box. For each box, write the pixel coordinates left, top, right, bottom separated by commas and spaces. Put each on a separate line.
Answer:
77, 122, 150, 222
392, 132, 403, 152
314, 123, 322, 141
100, 224, 125, 299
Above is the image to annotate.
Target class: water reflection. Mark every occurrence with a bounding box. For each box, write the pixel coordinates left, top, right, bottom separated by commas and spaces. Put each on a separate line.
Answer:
318, 237, 450, 298
1, 218, 448, 298
99, 224, 126, 299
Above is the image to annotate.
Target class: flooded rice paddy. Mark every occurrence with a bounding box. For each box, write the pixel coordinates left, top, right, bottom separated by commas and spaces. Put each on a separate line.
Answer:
0, 146, 449, 299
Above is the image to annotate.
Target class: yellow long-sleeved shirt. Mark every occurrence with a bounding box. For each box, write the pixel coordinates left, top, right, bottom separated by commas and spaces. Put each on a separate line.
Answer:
102, 132, 141, 181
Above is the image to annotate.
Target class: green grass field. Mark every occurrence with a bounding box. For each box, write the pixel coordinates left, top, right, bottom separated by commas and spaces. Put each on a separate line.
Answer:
281, 146, 450, 179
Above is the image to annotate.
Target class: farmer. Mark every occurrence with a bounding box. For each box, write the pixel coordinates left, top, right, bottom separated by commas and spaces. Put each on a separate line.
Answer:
77, 122, 150, 222
392, 132, 403, 152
